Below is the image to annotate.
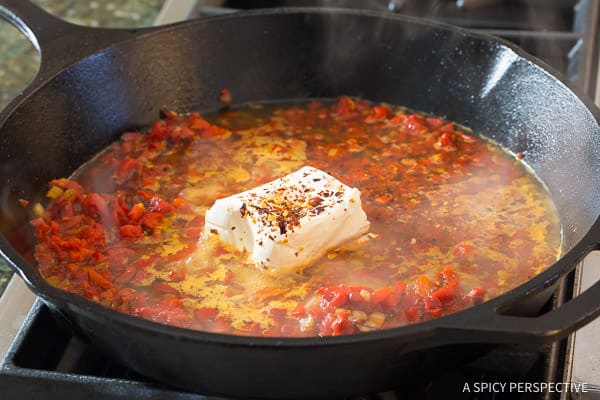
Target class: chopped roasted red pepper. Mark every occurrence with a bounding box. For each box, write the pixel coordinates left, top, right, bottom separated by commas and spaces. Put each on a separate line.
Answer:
29, 99, 557, 338
141, 212, 163, 228
147, 196, 174, 214
119, 224, 142, 238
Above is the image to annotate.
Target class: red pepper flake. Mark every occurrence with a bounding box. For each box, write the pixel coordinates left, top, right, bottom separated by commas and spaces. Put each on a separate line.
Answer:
516, 152, 525, 159
240, 203, 248, 218
308, 196, 323, 207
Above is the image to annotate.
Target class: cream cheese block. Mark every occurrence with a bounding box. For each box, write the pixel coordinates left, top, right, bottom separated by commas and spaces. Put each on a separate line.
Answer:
204, 166, 370, 271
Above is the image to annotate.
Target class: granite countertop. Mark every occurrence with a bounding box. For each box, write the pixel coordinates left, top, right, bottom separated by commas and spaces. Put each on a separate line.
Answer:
0, 0, 164, 295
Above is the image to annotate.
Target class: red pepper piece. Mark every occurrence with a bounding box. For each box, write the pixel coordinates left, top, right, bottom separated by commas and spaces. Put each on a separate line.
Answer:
188, 114, 211, 131
83, 193, 110, 222
365, 105, 391, 123
147, 196, 174, 214
424, 296, 443, 318
458, 132, 477, 143
167, 267, 187, 282
465, 287, 486, 304
394, 281, 407, 294
141, 212, 163, 228
437, 132, 455, 148
405, 305, 421, 322
153, 281, 180, 296
319, 311, 354, 336
402, 114, 427, 134
371, 287, 393, 305
119, 224, 142, 238
425, 117, 445, 130
317, 285, 350, 309
439, 122, 455, 133
194, 307, 219, 321
147, 120, 168, 140
172, 197, 185, 208
333, 96, 356, 117
116, 157, 143, 181
224, 269, 234, 285
199, 125, 230, 139
115, 265, 137, 285
86, 268, 113, 290
268, 307, 288, 320
431, 285, 456, 304
169, 126, 195, 143
415, 276, 434, 297
128, 203, 145, 221
388, 115, 403, 125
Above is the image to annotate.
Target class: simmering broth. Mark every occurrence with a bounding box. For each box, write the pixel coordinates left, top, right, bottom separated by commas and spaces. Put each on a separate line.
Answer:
29, 97, 561, 337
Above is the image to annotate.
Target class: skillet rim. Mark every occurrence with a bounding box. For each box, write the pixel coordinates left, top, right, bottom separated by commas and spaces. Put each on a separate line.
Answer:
1, 6, 599, 348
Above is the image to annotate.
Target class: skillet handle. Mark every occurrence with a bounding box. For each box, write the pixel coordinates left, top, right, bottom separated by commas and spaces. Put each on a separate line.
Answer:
0, 0, 150, 82
444, 238, 600, 348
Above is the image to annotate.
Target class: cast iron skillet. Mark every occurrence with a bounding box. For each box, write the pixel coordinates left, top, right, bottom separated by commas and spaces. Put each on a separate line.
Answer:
1, 1, 600, 398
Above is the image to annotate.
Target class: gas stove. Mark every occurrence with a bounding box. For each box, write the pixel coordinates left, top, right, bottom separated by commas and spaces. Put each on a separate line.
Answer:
1, 1, 600, 399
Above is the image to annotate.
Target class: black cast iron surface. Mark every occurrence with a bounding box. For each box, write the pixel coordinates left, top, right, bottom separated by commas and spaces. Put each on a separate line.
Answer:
1, 2, 600, 398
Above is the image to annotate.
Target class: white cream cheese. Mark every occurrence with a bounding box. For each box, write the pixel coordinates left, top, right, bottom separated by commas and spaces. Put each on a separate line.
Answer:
204, 166, 370, 271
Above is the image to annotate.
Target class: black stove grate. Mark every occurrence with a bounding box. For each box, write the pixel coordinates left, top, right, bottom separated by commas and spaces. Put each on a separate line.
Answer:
0, 301, 566, 400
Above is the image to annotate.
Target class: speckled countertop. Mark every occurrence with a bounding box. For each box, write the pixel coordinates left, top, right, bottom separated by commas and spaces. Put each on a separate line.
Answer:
0, 0, 164, 294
